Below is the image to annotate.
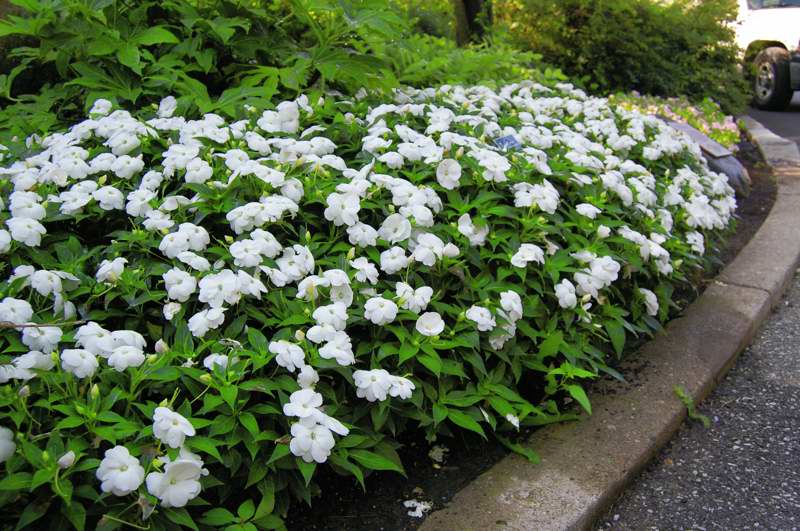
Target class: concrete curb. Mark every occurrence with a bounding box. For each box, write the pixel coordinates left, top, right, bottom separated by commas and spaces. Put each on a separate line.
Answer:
420, 118, 800, 531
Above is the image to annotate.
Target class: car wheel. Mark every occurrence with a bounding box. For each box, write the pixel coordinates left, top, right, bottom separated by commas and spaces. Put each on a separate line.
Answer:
752, 47, 793, 111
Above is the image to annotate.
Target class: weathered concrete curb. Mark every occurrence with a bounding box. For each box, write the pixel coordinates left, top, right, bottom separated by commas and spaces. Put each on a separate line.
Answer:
420, 118, 800, 531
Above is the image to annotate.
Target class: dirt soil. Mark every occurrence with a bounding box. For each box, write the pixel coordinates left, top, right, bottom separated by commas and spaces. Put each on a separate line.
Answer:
284, 144, 778, 531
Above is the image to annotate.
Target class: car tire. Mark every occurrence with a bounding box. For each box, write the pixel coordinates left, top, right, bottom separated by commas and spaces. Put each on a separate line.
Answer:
752, 47, 793, 111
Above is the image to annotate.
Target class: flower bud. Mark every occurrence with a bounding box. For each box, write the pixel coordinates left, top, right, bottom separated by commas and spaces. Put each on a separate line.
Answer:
155, 339, 169, 354
90, 384, 100, 400
199, 373, 212, 384
224, 235, 234, 244
158, 398, 169, 407
303, 307, 311, 316
57, 450, 76, 469
346, 247, 356, 260
41, 450, 50, 462
305, 230, 311, 242
18, 385, 29, 398
294, 329, 305, 341
147, 354, 158, 364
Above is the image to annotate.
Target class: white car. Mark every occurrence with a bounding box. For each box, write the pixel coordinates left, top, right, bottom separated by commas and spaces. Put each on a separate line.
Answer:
736, 0, 800, 109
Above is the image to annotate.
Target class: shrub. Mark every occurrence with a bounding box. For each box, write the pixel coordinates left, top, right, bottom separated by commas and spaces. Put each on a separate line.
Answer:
496, 0, 749, 114
0, 81, 735, 529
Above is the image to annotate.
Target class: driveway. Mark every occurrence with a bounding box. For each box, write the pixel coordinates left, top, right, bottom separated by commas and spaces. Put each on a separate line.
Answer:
747, 93, 800, 146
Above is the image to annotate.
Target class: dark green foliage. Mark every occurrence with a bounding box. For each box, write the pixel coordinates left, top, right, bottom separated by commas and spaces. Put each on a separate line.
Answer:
497, 0, 749, 114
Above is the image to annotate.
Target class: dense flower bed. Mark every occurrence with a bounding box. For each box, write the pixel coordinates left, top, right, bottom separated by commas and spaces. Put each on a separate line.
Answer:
0, 81, 736, 529
609, 93, 742, 150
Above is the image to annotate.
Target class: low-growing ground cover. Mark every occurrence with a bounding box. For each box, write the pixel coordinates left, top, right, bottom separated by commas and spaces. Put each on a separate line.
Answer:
0, 80, 736, 530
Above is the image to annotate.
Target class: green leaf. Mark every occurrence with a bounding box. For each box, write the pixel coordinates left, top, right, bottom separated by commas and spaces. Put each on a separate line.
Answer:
238, 499, 255, 521
566, 384, 592, 415
267, 444, 290, 465
296, 460, 316, 486
239, 412, 259, 437
398, 341, 418, 363
165, 507, 199, 530
16, 502, 47, 531
134, 26, 179, 46
605, 321, 625, 357
447, 409, 486, 438
199, 508, 237, 526
116, 43, 142, 74
254, 478, 276, 519
247, 328, 268, 354
245, 461, 268, 489
0, 472, 31, 490
186, 437, 222, 461
538, 330, 562, 359
418, 352, 442, 376
220, 385, 238, 409
432, 403, 448, 425
350, 449, 404, 474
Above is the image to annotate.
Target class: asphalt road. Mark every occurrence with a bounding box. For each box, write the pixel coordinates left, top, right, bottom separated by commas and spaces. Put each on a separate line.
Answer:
747, 93, 800, 146
595, 272, 800, 530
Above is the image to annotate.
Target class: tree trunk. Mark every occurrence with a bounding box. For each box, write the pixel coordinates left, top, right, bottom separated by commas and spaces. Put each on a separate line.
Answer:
452, 0, 491, 46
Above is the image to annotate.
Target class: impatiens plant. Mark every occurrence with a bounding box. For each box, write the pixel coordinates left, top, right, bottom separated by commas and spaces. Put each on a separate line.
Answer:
0, 81, 735, 529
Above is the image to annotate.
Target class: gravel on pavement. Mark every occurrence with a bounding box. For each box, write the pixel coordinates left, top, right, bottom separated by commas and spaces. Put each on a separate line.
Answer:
595, 271, 800, 531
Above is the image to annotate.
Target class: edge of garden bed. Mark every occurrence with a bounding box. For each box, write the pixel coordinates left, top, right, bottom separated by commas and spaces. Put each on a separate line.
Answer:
419, 117, 800, 531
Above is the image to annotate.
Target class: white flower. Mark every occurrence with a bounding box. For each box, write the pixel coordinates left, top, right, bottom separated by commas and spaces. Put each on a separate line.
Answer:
466, 305, 496, 331
158, 96, 178, 118
378, 213, 413, 244
590, 256, 621, 285
347, 223, 378, 247
511, 244, 545, 268
457, 214, 489, 247
57, 450, 76, 469
380, 247, 410, 274
145, 449, 208, 508
597, 225, 612, 238
0, 230, 10, 253
163, 302, 181, 321
203, 353, 230, 371
12, 350, 54, 380
269, 340, 306, 373
324, 192, 360, 226
555, 279, 577, 309
411, 233, 445, 267
21, 326, 62, 353
187, 307, 226, 338
177, 251, 211, 272
152, 407, 196, 448
0, 297, 33, 325
96, 446, 145, 496
416, 312, 445, 337
30, 270, 61, 296
297, 365, 319, 388
686, 231, 705, 254
576, 203, 601, 219
312, 303, 348, 331
159, 231, 191, 259
108, 346, 145, 372
350, 257, 379, 285
289, 416, 336, 463
89, 99, 113, 116
505, 413, 520, 429
93, 186, 124, 210
198, 270, 240, 308
6, 217, 46, 247
163, 268, 197, 302
179, 223, 210, 251
317, 331, 355, 366
60, 349, 97, 378
75, 322, 115, 356
389, 376, 415, 399
499, 291, 523, 322
283, 389, 323, 418
364, 297, 398, 325
639, 288, 659, 316
0, 427, 15, 463
436, 159, 462, 189
96, 257, 127, 283
353, 369, 393, 402
185, 158, 213, 184
396, 282, 433, 313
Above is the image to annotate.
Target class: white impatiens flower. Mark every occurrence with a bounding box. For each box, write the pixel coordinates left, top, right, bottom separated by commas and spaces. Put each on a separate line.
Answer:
576, 203, 601, 219
347, 223, 378, 248
597, 225, 612, 239
203, 353, 230, 371
312, 303, 348, 331
187, 307, 226, 338
364, 297, 398, 325
289, 416, 336, 464
389, 375, 415, 399
96, 257, 127, 284
378, 213, 412, 244
61, 349, 98, 378
57, 450, 76, 469
436, 159, 462, 189
350, 257, 379, 285
146, 449, 208, 508
0, 427, 15, 463
0, 230, 10, 253
499, 290, 523, 322
411, 233, 445, 267
6, 217, 46, 247
198, 270, 239, 308
0, 297, 33, 325
324, 192, 360, 226
297, 365, 319, 389
466, 305, 496, 332
96, 446, 145, 496
317, 331, 355, 366
152, 407, 196, 449
163, 268, 197, 302
380, 247, 410, 274
353, 369, 393, 402
511, 243, 545, 268
416, 312, 445, 337
163, 302, 181, 321
108, 346, 145, 372
555, 279, 577, 309
269, 340, 306, 372
21, 326, 62, 353
396, 282, 433, 313
457, 214, 489, 247
639, 288, 659, 316
283, 389, 323, 418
